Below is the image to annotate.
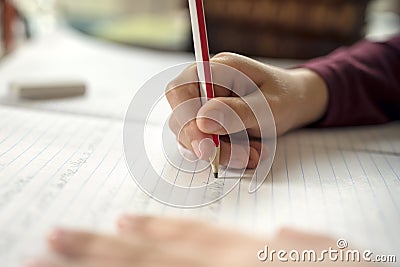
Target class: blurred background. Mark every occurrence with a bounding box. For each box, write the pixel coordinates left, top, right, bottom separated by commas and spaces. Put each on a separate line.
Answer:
1, 0, 400, 60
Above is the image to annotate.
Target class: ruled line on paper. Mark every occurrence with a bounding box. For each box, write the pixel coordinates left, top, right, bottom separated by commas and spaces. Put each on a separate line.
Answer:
54, 130, 122, 222
1, 123, 103, 226
0, 119, 84, 213
57, 143, 122, 225
294, 123, 400, 157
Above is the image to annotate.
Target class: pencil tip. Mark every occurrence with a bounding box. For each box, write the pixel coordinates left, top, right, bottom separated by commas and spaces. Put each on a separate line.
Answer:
214, 173, 218, 178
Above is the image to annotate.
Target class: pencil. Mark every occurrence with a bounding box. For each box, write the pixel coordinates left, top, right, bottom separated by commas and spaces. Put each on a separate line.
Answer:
188, 0, 220, 178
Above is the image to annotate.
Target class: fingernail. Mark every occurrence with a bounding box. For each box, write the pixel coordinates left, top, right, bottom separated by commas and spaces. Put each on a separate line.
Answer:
199, 139, 214, 160
191, 140, 202, 158
48, 228, 64, 243
248, 160, 257, 169
24, 259, 51, 267
229, 158, 247, 169
118, 215, 137, 230
48, 228, 72, 247
203, 110, 224, 133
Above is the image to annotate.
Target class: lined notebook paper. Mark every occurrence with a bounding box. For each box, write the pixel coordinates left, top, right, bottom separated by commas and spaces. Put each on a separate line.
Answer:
0, 105, 399, 266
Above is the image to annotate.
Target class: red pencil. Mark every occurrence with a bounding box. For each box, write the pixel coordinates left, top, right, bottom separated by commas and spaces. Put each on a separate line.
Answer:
188, 0, 220, 178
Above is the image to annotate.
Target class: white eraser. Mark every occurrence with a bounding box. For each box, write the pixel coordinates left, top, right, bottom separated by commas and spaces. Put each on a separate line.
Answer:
9, 79, 87, 100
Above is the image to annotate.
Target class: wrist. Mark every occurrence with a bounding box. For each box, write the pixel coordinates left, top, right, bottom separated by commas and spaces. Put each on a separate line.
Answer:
288, 68, 329, 129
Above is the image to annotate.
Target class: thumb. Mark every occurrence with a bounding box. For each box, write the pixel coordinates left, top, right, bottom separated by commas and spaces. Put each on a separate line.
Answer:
196, 95, 259, 135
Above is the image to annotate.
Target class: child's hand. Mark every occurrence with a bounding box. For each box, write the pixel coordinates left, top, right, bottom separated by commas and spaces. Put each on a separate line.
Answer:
28, 215, 374, 267
166, 53, 328, 169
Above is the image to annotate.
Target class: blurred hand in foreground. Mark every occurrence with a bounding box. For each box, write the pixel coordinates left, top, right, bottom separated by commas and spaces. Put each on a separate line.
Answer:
25, 215, 375, 267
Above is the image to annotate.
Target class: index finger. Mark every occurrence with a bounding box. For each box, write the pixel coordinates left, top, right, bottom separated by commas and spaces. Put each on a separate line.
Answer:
166, 63, 232, 120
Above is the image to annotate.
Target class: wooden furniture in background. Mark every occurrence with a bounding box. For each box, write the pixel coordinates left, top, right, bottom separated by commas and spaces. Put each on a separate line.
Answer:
203, 0, 371, 59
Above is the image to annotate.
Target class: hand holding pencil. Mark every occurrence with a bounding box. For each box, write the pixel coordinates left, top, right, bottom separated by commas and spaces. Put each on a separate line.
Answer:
166, 51, 329, 170
167, 0, 261, 172
166, 1, 329, 172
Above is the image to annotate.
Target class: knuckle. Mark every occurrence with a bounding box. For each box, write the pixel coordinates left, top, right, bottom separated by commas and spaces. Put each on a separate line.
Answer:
135, 215, 155, 227
165, 80, 179, 94
211, 52, 240, 67
187, 63, 198, 72
212, 52, 235, 60
165, 84, 181, 104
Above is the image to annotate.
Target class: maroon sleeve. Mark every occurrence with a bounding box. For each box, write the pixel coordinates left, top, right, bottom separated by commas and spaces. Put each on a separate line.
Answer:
301, 35, 400, 127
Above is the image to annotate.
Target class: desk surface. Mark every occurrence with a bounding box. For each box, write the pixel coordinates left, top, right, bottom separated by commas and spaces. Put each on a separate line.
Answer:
0, 28, 302, 119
